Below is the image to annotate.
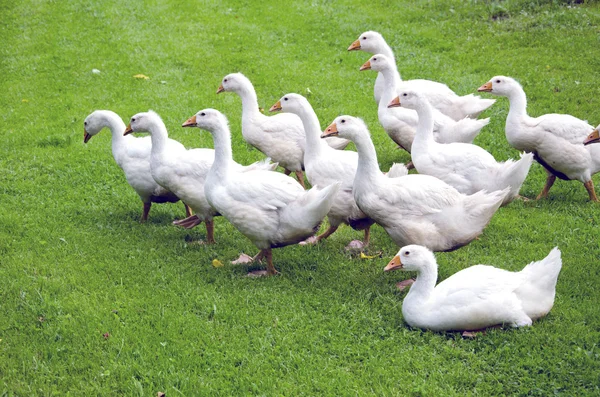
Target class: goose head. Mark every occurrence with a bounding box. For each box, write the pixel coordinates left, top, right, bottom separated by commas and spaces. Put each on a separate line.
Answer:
123, 111, 161, 136
478, 76, 521, 97
321, 115, 368, 141
584, 125, 600, 146
359, 54, 393, 73
182, 108, 229, 134
269, 93, 308, 114
384, 245, 436, 272
83, 110, 108, 143
387, 89, 425, 110
348, 31, 386, 53
217, 72, 250, 94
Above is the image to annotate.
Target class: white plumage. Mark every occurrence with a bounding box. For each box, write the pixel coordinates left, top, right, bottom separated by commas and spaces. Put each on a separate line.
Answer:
393, 90, 533, 205
385, 245, 562, 331
479, 76, 600, 201
217, 73, 349, 187
83, 110, 189, 221
196, 109, 339, 275
349, 31, 495, 120
323, 116, 508, 252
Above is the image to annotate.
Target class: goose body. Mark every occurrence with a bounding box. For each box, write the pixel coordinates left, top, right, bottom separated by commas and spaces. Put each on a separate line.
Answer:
83, 110, 189, 221
393, 90, 533, 205
385, 245, 562, 331
194, 109, 339, 275
362, 55, 488, 153
479, 76, 600, 201
272, 94, 374, 247
349, 31, 495, 120
124, 111, 275, 243
322, 116, 508, 252
217, 73, 349, 187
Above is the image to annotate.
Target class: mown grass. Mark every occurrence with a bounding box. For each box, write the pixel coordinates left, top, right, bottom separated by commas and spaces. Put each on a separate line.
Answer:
1, 0, 600, 395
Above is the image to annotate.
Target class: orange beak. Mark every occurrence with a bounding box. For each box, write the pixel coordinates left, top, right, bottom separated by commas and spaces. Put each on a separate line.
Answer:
584, 128, 600, 146
321, 122, 338, 138
123, 123, 133, 136
182, 115, 197, 128
348, 39, 361, 51
387, 96, 401, 108
359, 60, 371, 71
478, 82, 493, 92
269, 101, 282, 112
216, 84, 225, 94
83, 129, 92, 143
384, 255, 403, 272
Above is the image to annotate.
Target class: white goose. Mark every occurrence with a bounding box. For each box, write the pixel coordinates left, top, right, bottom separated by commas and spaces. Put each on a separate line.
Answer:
190, 108, 339, 275
384, 245, 562, 332
217, 73, 349, 187
361, 55, 488, 153
348, 31, 495, 120
389, 90, 533, 205
322, 116, 508, 252
124, 111, 274, 244
478, 76, 599, 201
270, 94, 374, 248
84, 110, 190, 221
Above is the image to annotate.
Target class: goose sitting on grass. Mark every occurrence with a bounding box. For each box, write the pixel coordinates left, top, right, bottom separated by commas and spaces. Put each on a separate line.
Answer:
84, 110, 191, 222
389, 91, 533, 205
384, 245, 562, 333
216, 73, 349, 187
348, 31, 495, 120
360, 55, 489, 165
184, 108, 339, 276
322, 116, 508, 252
479, 76, 599, 202
124, 111, 274, 244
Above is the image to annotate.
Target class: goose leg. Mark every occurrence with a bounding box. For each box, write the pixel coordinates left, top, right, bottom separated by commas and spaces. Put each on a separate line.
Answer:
141, 202, 151, 222
184, 203, 193, 217
264, 249, 279, 275
363, 227, 370, 245
294, 170, 306, 188
205, 219, 216, 244
536, 174, 556, 200
284, 169, 292, 175
584, 180, 599, 202
173, 214, 201, 228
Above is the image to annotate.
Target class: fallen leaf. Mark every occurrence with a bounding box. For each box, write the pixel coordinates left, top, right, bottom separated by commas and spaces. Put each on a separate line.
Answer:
212, 259, 224, 268
360, 251, 382, 259
21, 99, 29, 103
103, 332, 110, 340
133, 74, 150, 80
92, 69, 101, 74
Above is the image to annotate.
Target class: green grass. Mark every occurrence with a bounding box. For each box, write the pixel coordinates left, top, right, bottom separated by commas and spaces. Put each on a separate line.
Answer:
2, 0, 600, 395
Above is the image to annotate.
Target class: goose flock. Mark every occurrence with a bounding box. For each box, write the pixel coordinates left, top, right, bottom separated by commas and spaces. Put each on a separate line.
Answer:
82, 30, 600, 334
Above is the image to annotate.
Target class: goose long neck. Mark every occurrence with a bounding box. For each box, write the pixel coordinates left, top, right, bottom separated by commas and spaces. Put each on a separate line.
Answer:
506, 86, 528, 118
237, 84, 260, 117
295, 103, 325, 157
352, 131, 383, 181
147, 119, 169, 154
404, 263, 438, 303
379, 66, 401, 104
374, 42, 395, 62
412, 99, 436, 145
210, 123, 233, 177
100, 111, 127, 141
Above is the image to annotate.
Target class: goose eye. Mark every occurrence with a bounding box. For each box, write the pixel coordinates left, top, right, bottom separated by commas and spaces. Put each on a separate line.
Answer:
284, 97, 288, 101
496, 79, 501, 83
362, 36, 367, 40
373, 57, 377, 61
131, 118, 136, 122
84, 121, 87, 126
341, 119, 346, 123
403, 93, 407, 97
201, 112, 206, 116
404, 251, 410, 256
224, 79, 228, 82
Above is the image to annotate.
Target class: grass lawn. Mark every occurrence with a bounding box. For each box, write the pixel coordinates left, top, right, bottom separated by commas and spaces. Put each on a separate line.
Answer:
2, 0, 600, 394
